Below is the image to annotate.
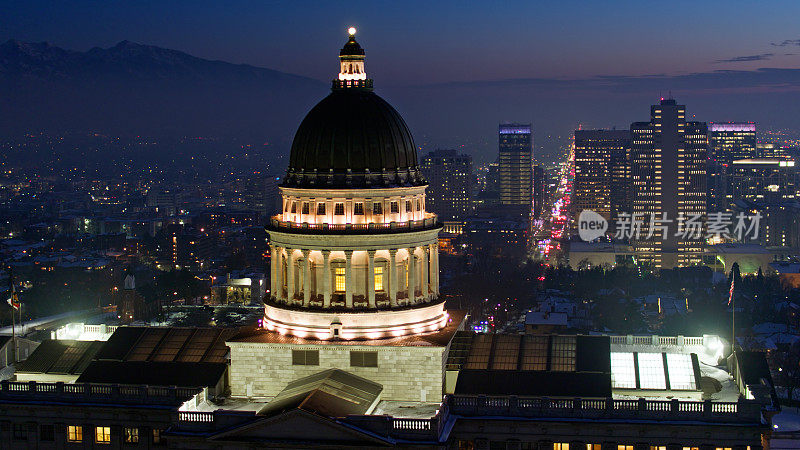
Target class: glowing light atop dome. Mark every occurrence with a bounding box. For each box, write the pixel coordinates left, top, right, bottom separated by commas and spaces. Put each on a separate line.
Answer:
348, 27, 357, 36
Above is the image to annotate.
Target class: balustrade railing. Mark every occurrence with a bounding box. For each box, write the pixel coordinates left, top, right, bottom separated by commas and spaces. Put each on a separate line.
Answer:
443, 395, 758, 423
269, 215, 438, 234
167, 393, 762, 441
0, 380, 199, 404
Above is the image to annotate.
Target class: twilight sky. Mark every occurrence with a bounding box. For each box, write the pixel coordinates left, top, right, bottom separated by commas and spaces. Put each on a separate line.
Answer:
5, 0, 800, 85
4, 1, 800, 163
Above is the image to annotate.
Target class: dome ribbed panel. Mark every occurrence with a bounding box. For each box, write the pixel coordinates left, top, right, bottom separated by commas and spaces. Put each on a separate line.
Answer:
284, 89, 424, 189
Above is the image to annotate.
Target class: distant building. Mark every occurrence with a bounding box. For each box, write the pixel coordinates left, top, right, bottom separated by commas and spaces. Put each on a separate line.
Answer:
461, 215, 528, 259
498, 123, 533, 216
420, 149, 473, 220
758, 142, 792, 160
115, 272, 159, 323
210, 272, 266, 305
568, 241, 636, 270
146, 188, 182, 216
524, 311, 568, 334
735, 200, 800, 250
574, 129, 630, 224
630, 99, 707, 268
709, 122, 757, 165
724, 159, 799, 208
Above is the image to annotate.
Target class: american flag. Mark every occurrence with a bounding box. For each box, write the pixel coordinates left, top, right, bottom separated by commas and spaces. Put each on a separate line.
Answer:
728, 276, 735, 306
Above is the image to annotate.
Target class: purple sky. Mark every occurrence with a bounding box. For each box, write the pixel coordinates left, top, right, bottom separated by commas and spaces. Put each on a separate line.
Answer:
3, 1, 800, 162
4, 0, 800, 85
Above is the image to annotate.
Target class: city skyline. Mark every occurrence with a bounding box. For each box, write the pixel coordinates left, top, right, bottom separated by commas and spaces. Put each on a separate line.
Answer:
1, 9, 799, 449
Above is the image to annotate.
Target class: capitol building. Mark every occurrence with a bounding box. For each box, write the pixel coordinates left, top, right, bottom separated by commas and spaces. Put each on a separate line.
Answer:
226, 28, 461, 403
0, 29, 777, 450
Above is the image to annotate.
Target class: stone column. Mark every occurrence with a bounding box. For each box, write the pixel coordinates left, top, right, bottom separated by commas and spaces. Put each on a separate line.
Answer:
276, 247, 284, 302
345, 250, 354, 308
286, 248, 295, 303
421, 245, 429, 301
270, 245, 278, 300
302, 249, 311, 307
322, 250, 331, 308
407, 247, 417, 303
367, 250, 376, 308
388, 249, 398, 307
431, 243, 440, 296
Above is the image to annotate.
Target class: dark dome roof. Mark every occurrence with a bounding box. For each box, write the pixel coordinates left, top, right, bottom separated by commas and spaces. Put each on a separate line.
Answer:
283, 89, 424, 189
340, 36, 365, 56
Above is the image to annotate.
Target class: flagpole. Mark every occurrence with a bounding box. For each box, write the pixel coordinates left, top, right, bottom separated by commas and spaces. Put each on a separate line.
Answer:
9, 267, 16, 364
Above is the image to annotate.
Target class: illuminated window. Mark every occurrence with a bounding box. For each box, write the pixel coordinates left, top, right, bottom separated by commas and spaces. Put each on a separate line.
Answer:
317, 203, 326, 215
519, 335, 548, 370
390, 201, 399, 213
650, 447, 667, 450
292, 350, 319, 365
637, 353, 666, 389
350, 351, 378, 367
554, 444, 569, 450
301, 202, 309, 215
373, 202, 383, 215
334, 203, 345, 215
610, 352, 637, 389
153, 429, 163, 444
124, 428, 139, 443
550, 335, 576, 371
586, 445, 601, 450
335, 267, 346, 292
354, 202, 364, 215
374, 266, 384, 291
618, 446, 634, 450
67, 426, 83, 443
667, 353, 696, 390
95, 426, 111, 444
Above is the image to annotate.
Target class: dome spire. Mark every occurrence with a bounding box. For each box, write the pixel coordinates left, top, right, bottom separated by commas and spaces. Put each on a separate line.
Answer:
334, 27, 372, 90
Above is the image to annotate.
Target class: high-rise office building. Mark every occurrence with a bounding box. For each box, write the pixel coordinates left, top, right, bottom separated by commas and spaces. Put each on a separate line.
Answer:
420, 149, 473, 221
708, 123, 757, 212
498, 123, 533, 214
630, 99, 707, 268
757, 142, 792, 160
574, 130, 630, 224
725, 159, 799, 207
709, 122, 757, 164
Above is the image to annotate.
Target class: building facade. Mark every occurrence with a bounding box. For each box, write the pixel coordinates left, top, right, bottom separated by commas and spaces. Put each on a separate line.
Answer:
420, 149, 473, 221
499, 123, 533, 215
574, 129, 630, 224
630, 99, 708, 268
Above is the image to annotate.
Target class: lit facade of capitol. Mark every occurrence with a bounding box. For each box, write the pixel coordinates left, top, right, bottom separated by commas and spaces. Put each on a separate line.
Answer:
264, 27, 446, 341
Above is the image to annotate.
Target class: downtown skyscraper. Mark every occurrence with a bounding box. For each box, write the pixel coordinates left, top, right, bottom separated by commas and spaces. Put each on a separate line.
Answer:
630, 99, 707, 268
498, 123, 533, 217
709, 122, 757, 165
574, 129, 630, 224
420, 149, 473, 221
708, 122, 757, 211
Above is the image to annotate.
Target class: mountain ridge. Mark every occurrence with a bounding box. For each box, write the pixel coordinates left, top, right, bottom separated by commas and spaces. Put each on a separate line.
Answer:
0, 39, 329, 144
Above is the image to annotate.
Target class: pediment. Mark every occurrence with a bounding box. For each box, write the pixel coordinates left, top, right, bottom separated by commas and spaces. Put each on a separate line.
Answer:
209, 409, 390, 446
